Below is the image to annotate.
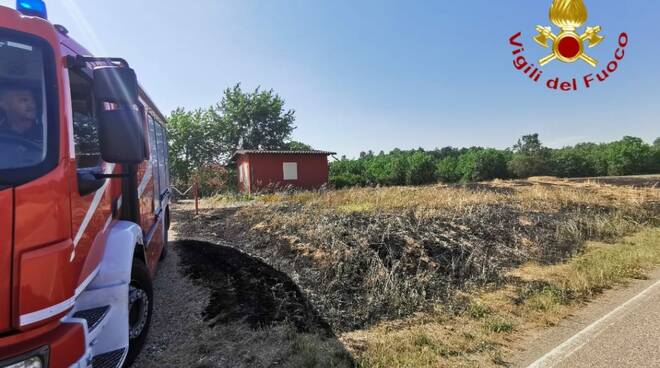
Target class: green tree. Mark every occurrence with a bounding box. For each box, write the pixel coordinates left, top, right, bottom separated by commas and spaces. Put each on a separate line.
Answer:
330, 157, 366, 188
455, 149, 509, 182
551, 148, 594, 178
429, 146, 462, 161
212, 83, 296, 161
406, 151, 436, 185
364, 155, 393, 185
285, 140, 314, 151
651, 138, 660, 173
605, 136, 652, 176
470, 149, 510, 181
436, 157, 461, 183
508, 134, 552, 178
388, 154, 409, 186
167, 108, 222, 184
572, 143, 608, 176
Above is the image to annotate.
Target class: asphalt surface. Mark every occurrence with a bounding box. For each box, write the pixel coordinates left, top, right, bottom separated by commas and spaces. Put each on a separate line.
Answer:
515, 270, 660, 368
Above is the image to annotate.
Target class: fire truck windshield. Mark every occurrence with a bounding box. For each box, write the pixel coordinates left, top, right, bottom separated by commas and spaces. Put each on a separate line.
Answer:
0, 30, 57, 186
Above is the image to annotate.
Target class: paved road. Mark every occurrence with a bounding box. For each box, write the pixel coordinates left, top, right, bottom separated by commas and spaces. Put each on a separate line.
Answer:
515, 270, 660, 368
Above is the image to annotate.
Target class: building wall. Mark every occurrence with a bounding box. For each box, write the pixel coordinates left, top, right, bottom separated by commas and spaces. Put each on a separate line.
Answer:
237, 154, 330, 193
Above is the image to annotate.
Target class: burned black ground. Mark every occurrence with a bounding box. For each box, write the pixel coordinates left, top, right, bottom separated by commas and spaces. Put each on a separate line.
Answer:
175, 240, 332, 335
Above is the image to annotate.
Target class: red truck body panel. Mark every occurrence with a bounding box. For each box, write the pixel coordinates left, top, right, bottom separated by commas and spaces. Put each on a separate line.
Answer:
13, 165, 74, 330
0, 190, 12, 333
0, 4, 170, 367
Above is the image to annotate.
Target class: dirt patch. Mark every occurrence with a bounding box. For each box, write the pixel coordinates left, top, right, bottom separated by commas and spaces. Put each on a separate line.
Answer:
176, 240, 332, 335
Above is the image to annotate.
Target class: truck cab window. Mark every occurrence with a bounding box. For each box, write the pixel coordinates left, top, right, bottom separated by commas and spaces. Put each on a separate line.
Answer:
69, 70, 101, 168
0, 35, 49, 172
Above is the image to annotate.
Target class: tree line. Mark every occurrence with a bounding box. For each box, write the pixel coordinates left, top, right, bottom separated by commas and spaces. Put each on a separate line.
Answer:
330, 135, 660, 188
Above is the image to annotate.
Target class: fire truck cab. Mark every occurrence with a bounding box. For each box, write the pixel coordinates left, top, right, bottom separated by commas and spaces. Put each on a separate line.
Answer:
0, 1, 170, 367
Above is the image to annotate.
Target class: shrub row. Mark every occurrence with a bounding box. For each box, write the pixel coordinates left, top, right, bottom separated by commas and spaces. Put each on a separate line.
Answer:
330, 135, 660, 187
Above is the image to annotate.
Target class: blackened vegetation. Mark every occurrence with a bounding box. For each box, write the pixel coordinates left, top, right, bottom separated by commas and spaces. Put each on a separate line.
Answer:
176, 183, 658, 333
176, 240, 332, 335
233, 205, 571, 331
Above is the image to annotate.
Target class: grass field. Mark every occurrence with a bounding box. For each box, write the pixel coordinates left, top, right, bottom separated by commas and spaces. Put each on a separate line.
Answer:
174, 176, 660, 367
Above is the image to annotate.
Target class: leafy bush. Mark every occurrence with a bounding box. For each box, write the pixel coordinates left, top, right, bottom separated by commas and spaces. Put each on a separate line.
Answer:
330, 172, 364, 188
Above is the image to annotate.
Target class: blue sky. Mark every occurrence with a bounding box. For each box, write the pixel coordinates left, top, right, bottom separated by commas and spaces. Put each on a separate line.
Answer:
2, 0, 658, 157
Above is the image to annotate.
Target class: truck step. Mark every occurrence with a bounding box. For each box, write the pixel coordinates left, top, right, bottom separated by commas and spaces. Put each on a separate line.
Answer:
73, 306, 110, 332
92, 348, 126, 368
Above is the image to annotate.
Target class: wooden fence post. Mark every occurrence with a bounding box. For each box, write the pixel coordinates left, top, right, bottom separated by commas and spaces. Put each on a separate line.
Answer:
194, 177, 199, 215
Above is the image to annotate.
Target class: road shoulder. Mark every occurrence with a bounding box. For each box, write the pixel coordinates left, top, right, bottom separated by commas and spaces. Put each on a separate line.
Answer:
512, 268, 660, 368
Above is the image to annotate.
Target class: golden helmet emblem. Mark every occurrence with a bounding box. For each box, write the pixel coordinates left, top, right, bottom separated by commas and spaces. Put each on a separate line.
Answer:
534, 0, 604, 67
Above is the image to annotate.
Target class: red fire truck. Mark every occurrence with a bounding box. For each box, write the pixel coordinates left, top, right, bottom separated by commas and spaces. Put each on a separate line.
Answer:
0, 1, 170, 367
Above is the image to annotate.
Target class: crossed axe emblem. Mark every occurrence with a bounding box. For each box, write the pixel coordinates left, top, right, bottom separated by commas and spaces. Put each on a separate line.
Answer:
533, 0, 604, 67
534, 26, 604, 67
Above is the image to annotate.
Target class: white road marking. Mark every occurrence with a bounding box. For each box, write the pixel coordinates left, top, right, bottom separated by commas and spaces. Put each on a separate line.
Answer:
527, 278, 660, 368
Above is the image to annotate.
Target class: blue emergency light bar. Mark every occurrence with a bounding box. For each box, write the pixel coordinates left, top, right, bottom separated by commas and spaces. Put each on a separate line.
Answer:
17, 0, 48, 19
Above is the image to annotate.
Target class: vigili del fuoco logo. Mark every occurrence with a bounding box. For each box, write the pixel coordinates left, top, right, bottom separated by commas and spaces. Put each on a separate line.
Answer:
509, 0, 628, 91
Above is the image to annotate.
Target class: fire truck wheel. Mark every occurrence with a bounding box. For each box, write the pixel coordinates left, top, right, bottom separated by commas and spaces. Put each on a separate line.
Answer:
125, 259, 153, 367
160, 208, 170, 261
159, 229, 169, 260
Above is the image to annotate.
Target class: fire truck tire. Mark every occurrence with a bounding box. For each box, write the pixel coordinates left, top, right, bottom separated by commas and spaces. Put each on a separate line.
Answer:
160, 208, 170, 261
159, 227, 168, 260
125, 259, 153, 367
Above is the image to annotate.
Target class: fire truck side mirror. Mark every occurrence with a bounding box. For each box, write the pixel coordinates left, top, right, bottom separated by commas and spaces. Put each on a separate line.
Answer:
93, 66, 147, 164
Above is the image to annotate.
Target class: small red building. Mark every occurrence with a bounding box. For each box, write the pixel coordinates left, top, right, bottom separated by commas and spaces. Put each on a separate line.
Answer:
233, 150, 336, 193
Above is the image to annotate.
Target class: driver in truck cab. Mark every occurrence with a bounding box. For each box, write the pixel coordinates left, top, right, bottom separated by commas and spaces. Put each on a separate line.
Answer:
0, 86, 41, 142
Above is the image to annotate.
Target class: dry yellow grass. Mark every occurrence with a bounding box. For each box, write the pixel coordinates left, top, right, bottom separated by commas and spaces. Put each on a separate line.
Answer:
515, 228, 660, 298
257, 179, 659, 215
342, 228, 660, 368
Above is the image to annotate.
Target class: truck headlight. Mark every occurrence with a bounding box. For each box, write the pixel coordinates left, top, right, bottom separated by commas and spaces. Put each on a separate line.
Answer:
4, 357, 42, 368
0, 347, 48, 368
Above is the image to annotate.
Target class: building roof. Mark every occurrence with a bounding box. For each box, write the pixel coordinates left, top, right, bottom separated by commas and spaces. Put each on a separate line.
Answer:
232, 149, 337, 160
